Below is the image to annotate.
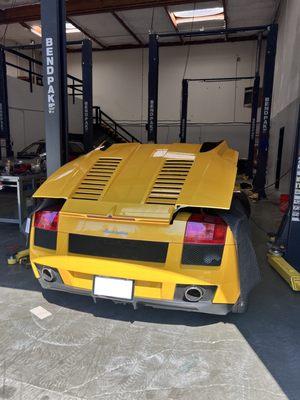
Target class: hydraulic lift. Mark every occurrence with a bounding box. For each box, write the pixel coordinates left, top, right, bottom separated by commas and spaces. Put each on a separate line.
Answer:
179, 33, 263, 179
179, 75, 256, 142
268, 105, 300, 291
40, 0, 139, 175
0, 47, 13, 159
0, 41, 91, 161
179, 74, 263, 177
147, 25, 278, 195
0, 34, 94, 230
0, 0, 94, 175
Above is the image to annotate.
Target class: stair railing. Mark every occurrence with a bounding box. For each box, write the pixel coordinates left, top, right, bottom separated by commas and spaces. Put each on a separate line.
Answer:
93, 106, 141, 143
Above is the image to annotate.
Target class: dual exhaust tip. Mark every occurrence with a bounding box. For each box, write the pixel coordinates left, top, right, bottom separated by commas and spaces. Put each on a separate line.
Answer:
184, 286, 204, 302
41, 267, 56, 283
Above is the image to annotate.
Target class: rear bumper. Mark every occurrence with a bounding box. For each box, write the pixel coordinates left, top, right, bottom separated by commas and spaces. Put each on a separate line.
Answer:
38, 277, 233, 315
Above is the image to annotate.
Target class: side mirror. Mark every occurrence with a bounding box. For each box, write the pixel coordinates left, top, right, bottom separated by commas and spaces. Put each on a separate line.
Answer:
39, 152, 46, 159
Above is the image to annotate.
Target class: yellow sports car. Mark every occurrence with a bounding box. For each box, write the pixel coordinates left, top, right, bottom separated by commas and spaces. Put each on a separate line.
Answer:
29, 141, 259, 315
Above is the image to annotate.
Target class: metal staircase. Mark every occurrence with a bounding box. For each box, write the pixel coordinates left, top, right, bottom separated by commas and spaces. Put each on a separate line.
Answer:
92, 106, 140, 145
1, 46, 141, 155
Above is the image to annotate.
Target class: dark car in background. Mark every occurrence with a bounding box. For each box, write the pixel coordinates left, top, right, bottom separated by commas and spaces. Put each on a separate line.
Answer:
17, 140, 84, 161
1, 139, 85, 174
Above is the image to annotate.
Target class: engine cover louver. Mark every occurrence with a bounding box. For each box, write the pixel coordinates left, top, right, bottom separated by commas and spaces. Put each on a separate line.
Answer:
146, 159, 194, 205
71, 157, 122, 201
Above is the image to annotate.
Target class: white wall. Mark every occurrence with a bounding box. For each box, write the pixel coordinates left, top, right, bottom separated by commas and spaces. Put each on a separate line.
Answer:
68, 41, 259, 156
268, 0, 300, 193
272, 0, 300, 117
2, 39, 267, 160
6, 75, 83, 154
7, 76, 44, 152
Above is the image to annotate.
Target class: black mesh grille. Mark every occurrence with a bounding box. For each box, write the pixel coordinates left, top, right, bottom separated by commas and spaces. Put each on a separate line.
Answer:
181, 244, 224, 266
69, 234, 168, 263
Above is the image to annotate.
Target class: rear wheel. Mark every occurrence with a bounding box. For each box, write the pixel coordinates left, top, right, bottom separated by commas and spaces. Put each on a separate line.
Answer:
234, 192, 251, 218
232, 297, 248, 313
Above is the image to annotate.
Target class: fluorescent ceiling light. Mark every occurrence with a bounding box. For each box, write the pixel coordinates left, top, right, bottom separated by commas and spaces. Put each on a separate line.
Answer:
30, 25, 42, 37
172, 7, 224, 24
30, 23, 80, 37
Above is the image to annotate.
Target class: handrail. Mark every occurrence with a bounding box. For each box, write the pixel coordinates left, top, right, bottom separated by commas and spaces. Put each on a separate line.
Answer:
6, 59, 83, 100
3, 45, 140, 144
4, 46, 83, 99
101, 109, 141, 143
93, 106, 141, 143
101, 120, 129, 142
5, 47, 83, 84
6, 62, 42, 79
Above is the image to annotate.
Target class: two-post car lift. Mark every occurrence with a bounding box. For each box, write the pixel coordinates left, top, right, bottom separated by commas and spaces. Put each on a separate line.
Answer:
268, 105, 300, 291
147, 24, 278, 197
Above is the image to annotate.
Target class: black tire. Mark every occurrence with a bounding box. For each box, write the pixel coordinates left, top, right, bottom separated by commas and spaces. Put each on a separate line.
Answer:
234, 192, 251, 218
232, 297, 248, 313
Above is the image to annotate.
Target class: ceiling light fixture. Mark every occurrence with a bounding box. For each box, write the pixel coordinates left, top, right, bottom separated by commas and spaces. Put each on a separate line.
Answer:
30, 22, 80, 37
30, 25, 42, 37
171, 7, 224, 24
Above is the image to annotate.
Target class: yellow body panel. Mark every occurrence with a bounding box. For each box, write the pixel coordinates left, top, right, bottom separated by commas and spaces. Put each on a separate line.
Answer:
30, 142, 241, 311
30, 225, 240, 304
34, 142, 238, 216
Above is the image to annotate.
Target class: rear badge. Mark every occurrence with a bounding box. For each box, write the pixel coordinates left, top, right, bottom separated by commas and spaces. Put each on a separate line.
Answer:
103, 229, 128, 237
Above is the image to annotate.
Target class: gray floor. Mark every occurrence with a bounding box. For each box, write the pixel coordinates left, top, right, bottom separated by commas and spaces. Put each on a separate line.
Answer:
0, 199, 299, 400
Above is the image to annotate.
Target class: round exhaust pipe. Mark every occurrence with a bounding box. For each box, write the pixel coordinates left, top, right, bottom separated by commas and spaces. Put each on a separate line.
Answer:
184, 286, 204, 302
41, 267, 56, 282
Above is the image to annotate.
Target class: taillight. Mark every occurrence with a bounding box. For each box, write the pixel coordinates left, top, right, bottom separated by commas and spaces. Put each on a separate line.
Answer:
184, 213, 227, 245
34, 205, 61, 231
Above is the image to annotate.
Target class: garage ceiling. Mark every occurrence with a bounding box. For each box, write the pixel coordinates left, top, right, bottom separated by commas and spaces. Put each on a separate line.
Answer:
0, 0, 280, 50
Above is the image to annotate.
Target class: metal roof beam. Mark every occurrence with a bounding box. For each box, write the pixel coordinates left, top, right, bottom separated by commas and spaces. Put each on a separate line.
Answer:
19, 21, 31, 31
67, 34, 262, 52
0, 0, 216, 24
66, 17, 107, 49
222, 0, 229, 40
112, 11, 143, 45
164, 6, 183, 44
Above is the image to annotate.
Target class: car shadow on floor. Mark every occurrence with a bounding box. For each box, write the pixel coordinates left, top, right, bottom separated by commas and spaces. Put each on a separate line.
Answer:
44, 288, 226, 326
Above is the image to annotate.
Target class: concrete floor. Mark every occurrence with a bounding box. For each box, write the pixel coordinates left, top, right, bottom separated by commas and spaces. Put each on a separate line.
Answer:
0, 199, 299, 400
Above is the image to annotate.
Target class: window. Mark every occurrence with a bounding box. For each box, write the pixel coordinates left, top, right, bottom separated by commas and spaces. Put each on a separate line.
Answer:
171, 7, 224, 25
30, 23, 80, 37
18, 142, 41, 158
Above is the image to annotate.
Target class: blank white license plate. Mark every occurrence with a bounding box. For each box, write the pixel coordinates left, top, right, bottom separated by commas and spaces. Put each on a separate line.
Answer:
93, 276, 133, 300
